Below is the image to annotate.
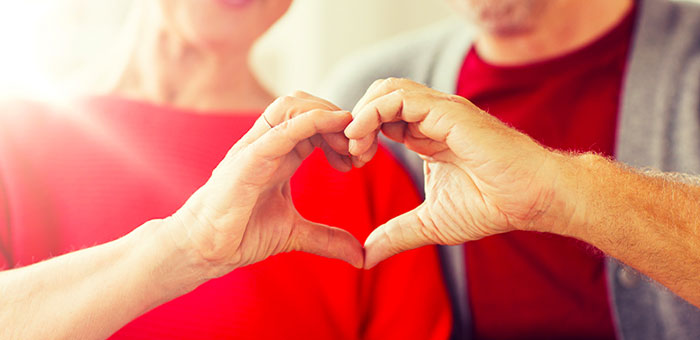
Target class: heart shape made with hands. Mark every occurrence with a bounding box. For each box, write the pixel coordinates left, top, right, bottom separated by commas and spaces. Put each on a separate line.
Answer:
258, 87, 467, 271
249, 91, 418, 271
295, 78, 557, 271
230, 90, 406, 271
252, 78, 556, 272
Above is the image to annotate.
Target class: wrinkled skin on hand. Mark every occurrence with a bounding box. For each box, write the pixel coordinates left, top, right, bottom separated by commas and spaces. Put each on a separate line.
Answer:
345, 78, 567, 269
168, 92, 364, 279
165, 80, 570, 274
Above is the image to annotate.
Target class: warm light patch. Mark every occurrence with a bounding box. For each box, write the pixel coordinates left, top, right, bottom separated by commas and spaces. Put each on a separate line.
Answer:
0, 1, 56, 99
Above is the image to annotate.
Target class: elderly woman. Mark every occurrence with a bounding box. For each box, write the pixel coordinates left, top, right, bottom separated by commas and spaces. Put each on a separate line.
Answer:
0, 1, 450, 339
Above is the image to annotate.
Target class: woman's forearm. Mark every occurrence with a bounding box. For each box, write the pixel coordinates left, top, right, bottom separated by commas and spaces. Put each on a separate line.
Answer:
0, 219, 207, 340
0, 103, 360, 340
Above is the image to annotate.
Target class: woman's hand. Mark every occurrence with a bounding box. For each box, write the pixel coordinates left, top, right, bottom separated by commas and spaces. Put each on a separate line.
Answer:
345, 78, 571, 269
168, 92, 364, 280
0, 92, 365, 340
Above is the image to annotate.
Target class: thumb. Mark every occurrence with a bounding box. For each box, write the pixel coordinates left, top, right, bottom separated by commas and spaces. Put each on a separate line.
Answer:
288, 217, 364, 269
363, 205, 432, 269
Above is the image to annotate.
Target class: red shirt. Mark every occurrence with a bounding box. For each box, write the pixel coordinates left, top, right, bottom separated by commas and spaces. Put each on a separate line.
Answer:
0, 97, 451, 339
456, 7, 636, 340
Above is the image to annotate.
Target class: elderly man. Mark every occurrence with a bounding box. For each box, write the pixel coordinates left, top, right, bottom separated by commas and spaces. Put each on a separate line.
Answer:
323, 0, 700, 339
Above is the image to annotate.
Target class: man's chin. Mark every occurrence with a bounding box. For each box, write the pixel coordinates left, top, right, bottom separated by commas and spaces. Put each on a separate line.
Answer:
478, 21, 536, 37
451, 0, 543, 36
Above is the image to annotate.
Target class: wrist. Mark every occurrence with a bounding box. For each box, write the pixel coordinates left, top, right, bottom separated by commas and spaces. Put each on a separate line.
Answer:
121, 219, 213, 308
542, 152, 611, 240
524, 151, 596, 237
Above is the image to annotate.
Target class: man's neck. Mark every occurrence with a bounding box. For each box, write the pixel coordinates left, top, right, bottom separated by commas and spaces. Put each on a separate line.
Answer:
474, 0, 633, 66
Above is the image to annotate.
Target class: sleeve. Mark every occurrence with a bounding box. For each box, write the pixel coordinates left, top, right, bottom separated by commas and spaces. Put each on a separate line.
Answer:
359, 146, 452, 340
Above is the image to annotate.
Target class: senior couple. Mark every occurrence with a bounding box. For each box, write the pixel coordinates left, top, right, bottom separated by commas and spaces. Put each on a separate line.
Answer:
2, 0, 700, 339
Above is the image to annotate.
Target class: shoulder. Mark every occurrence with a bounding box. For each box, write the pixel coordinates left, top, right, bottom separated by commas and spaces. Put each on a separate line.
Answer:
0, 98, 58, 124
320, 19, 473, 111
0, 97, 86, 136
632, 0, 700, 55
637, 0, 700, 37
664, 0, 700, 24
0, 98, 100, 161
0, 99, 62, 151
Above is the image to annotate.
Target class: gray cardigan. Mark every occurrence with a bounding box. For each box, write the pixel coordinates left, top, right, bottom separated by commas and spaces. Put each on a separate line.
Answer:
321, 0, 700, 339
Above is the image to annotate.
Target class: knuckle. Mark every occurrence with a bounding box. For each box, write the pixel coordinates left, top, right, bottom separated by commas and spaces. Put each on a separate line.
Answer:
290, 90, 309, 98
379, 78, 410, 95
385, 77, 406, 88
381, 78, 397, 90
276, 118, 293, 130
278, 95, 296, 107
267, 96, 297, 122
384, 77, 400, 84
269, 95, 287, 108
264, 98, 282, 115
446, 94, 469, 105
306, 108, 326, 117
370, 78, 385, 89
393, 88, 407, 96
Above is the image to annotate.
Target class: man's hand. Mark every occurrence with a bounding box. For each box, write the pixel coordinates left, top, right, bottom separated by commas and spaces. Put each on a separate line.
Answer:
345, 78, 572, 268
169, 91, 364, 280
344, 78, 700, 310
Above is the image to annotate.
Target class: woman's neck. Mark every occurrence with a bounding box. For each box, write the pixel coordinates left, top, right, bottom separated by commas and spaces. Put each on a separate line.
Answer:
114, 24, 273, 113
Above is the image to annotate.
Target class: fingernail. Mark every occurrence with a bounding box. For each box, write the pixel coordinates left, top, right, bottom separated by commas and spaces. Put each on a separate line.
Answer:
360, 151, 373, 164
344, 123, 356, 139
364, 260, 378, 270
351, 156, 366, 168
348, 139, 359, 155
353, 260, 364, 270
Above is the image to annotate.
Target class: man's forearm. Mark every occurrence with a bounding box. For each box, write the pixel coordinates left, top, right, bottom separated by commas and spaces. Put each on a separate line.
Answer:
552, 153, 700, 307
0, 219, 207, 340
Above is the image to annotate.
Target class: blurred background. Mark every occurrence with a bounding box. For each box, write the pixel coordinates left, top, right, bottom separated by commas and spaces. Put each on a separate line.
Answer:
0, 0, 453, 100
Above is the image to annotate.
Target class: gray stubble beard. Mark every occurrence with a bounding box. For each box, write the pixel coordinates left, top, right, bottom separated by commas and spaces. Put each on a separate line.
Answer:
449, 0, 548, 36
